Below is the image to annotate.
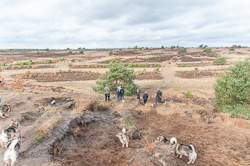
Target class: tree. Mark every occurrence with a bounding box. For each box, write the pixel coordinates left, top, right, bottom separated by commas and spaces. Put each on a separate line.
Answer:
213, 58, 250, 119
199, 44, 203, 48
93, 62, 139, 96
109, 51, 113, 56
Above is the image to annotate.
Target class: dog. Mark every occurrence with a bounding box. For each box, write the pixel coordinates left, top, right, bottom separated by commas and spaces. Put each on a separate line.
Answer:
51, 100, 56, 106
156, 136, 168, 143
5, 119, 19, 134
0, 130, 9, 148
4, 134, 21, 166
170, 137, 197, 164
0, 104, 11, 118
116, 128, 129, 148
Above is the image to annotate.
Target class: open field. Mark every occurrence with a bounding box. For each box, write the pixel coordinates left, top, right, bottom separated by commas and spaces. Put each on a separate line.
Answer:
0, 47, 250, 166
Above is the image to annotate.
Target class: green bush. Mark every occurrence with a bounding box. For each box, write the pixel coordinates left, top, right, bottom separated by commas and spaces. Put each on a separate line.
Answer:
178, 48, 187, 54
169, 62, 171, 64
68, 63, 72, 66
71, 59, 75, 62
68, 51, 72, 54
229, 48, 235, 51
181, 63, 185, 67
213, 56, 227, 65
79, 51, 84, 54
125, 119, 135, 126
157, 58, 161, 62
109, 51, 113, 56
213, 58, 250, 119
185, 90, 192, 98
92, 62, 139, 96
204, 47, 212, 52
195, 67, 198, 71
0, 62, 5, 66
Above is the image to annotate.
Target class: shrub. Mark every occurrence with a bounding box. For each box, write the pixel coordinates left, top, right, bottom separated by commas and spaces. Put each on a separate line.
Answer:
171, 46, 175, 49
71, 59, 75, 62
68, 51, 72, 54
178, 48, 187, 54
157, 58, 161, 62
79, 51, 84, 54
185, 90, 192, 98
109, 51, 113, 56
35, 135, 42, 141
195, 67, 198, 71
213, 58, 250, 119
48, 60, 52, 64
0, 62, 5, 66
68, 63, 72, 66
229, 48, 235, 51
213, 56, 227, 65
204, 47, 212, 52
37, 51, 40, 54
181, 63, 185, 67
125, 119, 135, 126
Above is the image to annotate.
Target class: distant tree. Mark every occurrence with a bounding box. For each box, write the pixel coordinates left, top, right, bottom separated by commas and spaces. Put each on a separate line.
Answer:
199, 44, 203, 48
93, 62, 139, 96
109, 51, 113, 56
171, 46, 175, 49
203, 45, 208, 48
161, 46, 164, 48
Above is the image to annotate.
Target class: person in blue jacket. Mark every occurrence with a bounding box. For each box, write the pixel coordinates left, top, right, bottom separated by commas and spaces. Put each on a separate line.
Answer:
137, 89, 140, 100
143, 91, 148, 105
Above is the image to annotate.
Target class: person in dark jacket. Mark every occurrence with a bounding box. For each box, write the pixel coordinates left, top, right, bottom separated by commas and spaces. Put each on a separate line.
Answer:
137, 89, 140, 100
116, 85, 121, 101
155, 88, 162, 104
143, 91, 148, 105
120, 86, 125, 102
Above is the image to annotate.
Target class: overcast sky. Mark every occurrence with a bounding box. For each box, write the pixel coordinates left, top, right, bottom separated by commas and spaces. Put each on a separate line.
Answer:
0, 0, 250, 49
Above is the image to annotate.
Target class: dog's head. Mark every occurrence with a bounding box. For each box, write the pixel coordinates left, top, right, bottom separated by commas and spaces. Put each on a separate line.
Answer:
157, 136, 167, 142
116, 133, 123, 139
170, 137, 177, 145
11, 119, 19, 128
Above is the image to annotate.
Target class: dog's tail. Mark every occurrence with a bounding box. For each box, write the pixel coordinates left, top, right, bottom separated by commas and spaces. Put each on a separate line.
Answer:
8, 139, 19, 151
190, 144, 196, 152
122, 128, 126, 134
170, 137, 177, 145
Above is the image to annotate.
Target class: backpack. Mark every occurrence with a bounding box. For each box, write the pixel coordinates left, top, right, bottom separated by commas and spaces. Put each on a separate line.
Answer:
116, 88, 119, 92
120, 88, 124, 94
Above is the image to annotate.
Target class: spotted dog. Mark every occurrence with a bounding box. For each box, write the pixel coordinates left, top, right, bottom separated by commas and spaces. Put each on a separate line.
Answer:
116, 128, 129, 148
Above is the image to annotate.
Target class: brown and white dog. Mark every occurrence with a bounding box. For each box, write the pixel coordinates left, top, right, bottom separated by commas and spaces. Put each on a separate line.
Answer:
170, 137, 197, 164
116, 128, 129, 148
156, 136, 168, 143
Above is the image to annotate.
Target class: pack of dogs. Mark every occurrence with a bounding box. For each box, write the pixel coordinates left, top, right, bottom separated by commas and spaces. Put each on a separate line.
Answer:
116, 128, 197, 164
0, 119, 21, 166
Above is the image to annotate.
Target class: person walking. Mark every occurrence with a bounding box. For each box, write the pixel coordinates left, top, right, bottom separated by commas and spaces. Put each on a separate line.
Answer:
155, 88, 162, 105
137, 89, 140, 100
116, 85, 121, 101
120, 86, 125, 102
143, 91, 148, 105
104, 84, 110, 102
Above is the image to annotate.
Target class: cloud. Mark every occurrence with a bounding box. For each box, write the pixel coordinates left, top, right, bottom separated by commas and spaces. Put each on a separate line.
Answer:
0, 0, 250, 49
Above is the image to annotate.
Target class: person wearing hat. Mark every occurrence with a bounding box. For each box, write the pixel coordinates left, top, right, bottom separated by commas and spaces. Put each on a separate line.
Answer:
143, 91, 148, 105
155, 88, 162, 105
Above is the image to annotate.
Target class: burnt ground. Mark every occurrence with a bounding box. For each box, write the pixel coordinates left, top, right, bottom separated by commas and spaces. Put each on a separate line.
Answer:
175, 70, 222, 78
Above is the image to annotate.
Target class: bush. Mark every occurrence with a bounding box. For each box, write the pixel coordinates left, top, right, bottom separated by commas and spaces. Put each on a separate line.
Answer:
181, 63, 185, 67
178, 48, 187, 54
68, 63, 72, 66
185, 90, 192, 98
213, 58, 250, 119
229, 48, 235, 51
48, 60, 52, 64
92, 62, 139, 96
213, 56, 227, 65
204, 47, 212, 52
125, 119, 135, 126
195, 67, 198, 71
109, 51, 113, 56
157, 58, 161, 62
68, 51, 72, 54
71, 59, 75, 62
171, 46, 175, 49
79, 51, 84, 54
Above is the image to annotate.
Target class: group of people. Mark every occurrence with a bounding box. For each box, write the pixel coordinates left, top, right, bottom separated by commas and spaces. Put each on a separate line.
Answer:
104, 84, 163, 106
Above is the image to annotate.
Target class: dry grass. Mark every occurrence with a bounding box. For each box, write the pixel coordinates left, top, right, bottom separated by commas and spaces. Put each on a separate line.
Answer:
139, 134, 155, 154
36, 111, 63, 138
41, 162, 61, 166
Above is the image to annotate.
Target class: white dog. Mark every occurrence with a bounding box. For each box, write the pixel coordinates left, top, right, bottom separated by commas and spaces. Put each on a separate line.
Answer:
116, 128, 129, 148
4, 136, 21, 166
0, 130, 9, 148
170, 137, 197, 164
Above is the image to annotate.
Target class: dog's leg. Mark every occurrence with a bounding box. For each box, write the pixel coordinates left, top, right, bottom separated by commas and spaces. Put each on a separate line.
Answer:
126, 142, 128, 148
179, 155, 182, 158
122, 144, 124, 147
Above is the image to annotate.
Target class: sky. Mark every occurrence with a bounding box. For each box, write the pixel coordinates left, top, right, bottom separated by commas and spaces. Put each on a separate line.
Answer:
0, 0, 250, 49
